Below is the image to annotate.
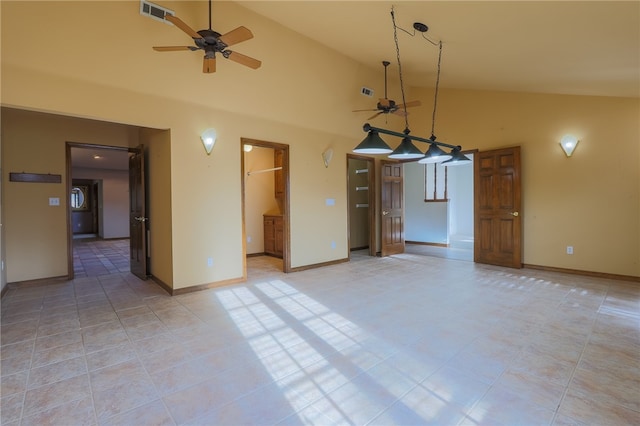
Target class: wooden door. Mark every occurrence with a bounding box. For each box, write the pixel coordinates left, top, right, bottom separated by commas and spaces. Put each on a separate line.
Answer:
129, 145, 148, 279
474, 146, 522, 268
381, 161, 405, 256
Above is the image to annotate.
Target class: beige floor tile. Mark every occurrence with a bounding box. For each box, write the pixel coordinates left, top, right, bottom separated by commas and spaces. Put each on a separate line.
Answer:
465, 386, 556, 426
100, 399, 175, 426
2, 247, 639, 425
20, 396, 95, 426
1, 392, 25, 424
93, 375, 159, 423
89, 359, 148, 392
568, 365, 640, 412
1, 370, 28, 396
27, 355, 87, 390
557, 391, 640, 425
22, 374, 90, 418
85, 342, 137, 371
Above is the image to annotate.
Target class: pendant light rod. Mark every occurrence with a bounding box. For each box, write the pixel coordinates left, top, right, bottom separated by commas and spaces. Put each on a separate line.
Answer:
390, 7, 410, 131
362, 123, 459, 150
431, 41, 443, 138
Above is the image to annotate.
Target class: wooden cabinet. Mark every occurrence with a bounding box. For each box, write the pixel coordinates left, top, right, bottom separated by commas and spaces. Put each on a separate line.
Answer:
264, 214, 283, 258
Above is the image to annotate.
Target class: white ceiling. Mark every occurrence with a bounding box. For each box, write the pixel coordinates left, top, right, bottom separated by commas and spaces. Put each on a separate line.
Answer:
71, 147, 130, 171
237, 0, 640, 98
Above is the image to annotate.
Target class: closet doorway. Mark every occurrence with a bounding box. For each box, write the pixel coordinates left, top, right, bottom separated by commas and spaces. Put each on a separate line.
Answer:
347, 154, 376, 257
241, 138, 291, 274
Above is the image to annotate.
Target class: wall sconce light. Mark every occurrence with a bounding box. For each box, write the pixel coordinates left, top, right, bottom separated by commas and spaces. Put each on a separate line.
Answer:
200, 128, 217, 155
560, 134, 579, 157
322, 148, 334, 168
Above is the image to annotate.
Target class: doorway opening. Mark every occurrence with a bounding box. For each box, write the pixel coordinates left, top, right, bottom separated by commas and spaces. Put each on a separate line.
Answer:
241, 138, 291, 275
347, 155, 376, 258
403, 154, 474, 262
66, 143, 132, 278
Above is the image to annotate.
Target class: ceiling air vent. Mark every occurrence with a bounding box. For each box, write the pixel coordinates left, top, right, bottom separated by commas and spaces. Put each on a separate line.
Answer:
140, 0, 174, 24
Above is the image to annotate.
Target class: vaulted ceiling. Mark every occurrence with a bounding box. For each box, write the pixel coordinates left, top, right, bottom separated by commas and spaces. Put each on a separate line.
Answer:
237, 1, 639, 98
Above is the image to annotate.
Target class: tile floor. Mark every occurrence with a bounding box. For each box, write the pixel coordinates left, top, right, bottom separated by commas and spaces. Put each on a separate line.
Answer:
1, 249, 639, 425
72, 238, 130, 278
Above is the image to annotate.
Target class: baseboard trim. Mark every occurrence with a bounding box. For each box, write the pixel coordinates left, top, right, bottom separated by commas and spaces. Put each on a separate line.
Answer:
170, 276, 246, 296
6, 275, 69, 289
406, 241, 450, 248
246, 253, 265, 258
290, 257, 349, 272
523, 264, 640, 283
149, 275, 172, 295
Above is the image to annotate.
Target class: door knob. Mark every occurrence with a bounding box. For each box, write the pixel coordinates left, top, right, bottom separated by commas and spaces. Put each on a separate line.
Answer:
510, 212, 519, 217
382, 210, 389, 216
134, 216, 148, 222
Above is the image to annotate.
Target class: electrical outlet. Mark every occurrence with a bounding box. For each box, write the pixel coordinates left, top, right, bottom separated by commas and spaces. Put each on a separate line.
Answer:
566, 246, 574, 255
247, 236, 252, 243
207, 257, 214, 267
49, 197, 60, 206
331, 241, 336, 249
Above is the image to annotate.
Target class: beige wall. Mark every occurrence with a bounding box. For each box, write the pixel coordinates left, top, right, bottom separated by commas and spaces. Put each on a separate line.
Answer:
1, 109, 140, 282
1, 1, 638, 294
411, 87, 640, 277
141, 128, 173, 288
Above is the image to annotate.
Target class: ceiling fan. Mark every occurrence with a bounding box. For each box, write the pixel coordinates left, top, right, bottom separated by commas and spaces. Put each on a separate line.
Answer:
152, 0, 261, 73
353, 61, 421, 120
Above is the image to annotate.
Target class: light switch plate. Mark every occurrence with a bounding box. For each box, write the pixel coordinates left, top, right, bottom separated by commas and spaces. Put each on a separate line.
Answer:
49, 197, 60, 206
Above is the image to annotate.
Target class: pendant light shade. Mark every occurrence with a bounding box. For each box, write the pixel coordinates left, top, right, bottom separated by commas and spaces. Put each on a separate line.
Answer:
418, 137, 453, 164
442, 147, 471, 166
388, 137, 424, 159
353, 130, 393, 154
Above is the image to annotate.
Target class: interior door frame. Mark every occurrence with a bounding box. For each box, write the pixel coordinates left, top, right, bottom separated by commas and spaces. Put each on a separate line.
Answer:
65, 142, 135, 279
240, 138, 291, 274
347, 154, 376, 257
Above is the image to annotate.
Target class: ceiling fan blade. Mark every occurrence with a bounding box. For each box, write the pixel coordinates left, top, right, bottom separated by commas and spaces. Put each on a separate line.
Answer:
396, 100, 422, 109
367, 111, 384, 120
392, 109, 408, 117
203, 56, 216, 73
352, 108, 379, 112
218, 26, 254, 47
225, 51, 261, 69
379, 98, 391, 107
165, 14, 202, 39
153, 46, 198, 52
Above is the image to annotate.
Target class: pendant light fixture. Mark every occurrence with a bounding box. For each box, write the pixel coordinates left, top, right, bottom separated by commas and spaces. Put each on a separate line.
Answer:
386, 8, 422, 160
353, 8, 469, 165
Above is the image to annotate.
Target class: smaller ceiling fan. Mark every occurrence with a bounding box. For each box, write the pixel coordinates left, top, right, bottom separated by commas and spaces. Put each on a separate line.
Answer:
353, 61, 421, 120
152, 0, 261, 73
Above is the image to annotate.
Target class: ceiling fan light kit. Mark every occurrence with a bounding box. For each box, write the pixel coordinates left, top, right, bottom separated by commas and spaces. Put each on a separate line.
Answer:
152, 0, 261, 73
353, 8, 470, 166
